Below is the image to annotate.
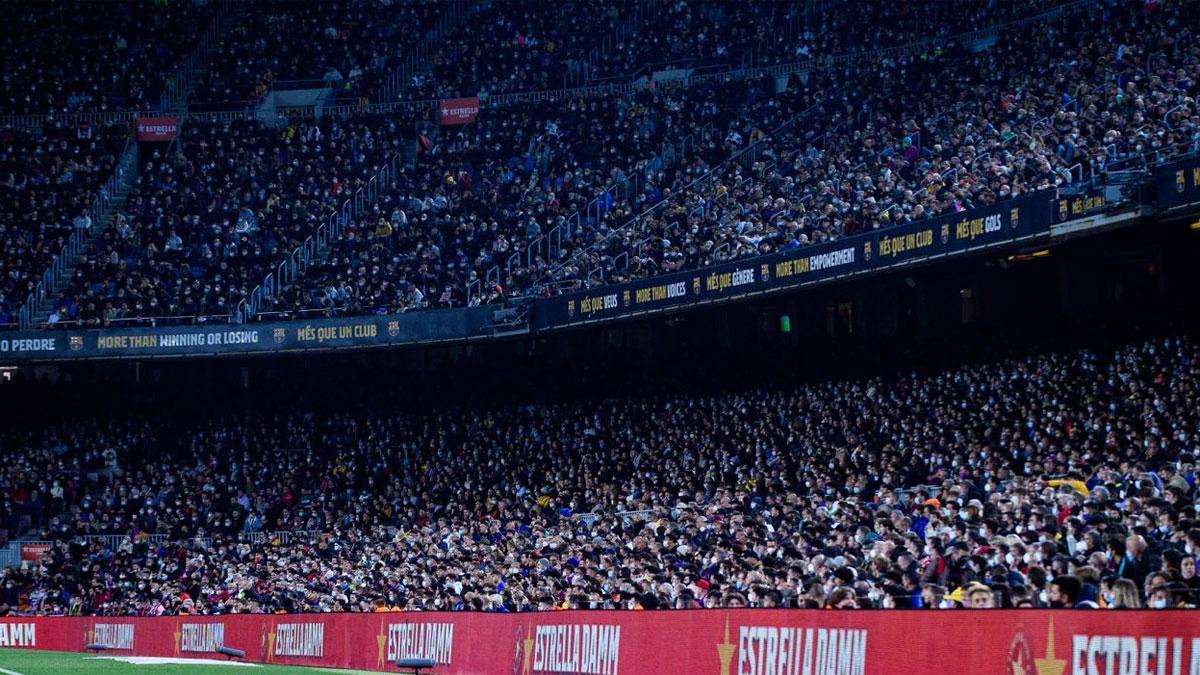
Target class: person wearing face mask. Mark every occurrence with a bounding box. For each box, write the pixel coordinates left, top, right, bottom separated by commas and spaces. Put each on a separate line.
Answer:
1108, 578, 1141, 608
1146, 584, 1173, 609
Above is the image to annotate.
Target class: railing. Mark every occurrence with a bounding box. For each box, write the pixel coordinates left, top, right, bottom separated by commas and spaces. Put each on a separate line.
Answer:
235, 152, 407, 322
0, 533, 180, 567
41, 313, 233, 330
373, 0, 477, 102
1163, 103, 1191, 129
532, 99, 818, 292
19, 140, 139, 329
239, 530, 321, 546
157, 0, 234, 114
467, 121, 714, 306
572, 509, 657, 530
570, 0, 648, 87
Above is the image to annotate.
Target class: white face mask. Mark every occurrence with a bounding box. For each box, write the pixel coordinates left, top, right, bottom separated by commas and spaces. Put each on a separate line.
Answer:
1151, 598, 1168, 609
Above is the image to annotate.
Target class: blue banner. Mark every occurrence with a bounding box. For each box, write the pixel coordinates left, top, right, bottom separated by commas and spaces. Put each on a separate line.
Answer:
534, 191, 1055, 329
1155, 154, 1200, 210
0, 308, 494, 362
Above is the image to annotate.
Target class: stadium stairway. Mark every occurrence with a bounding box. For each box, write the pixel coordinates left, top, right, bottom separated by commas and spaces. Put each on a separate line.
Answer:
29, 184, 132, 326
24, 3, 242, 328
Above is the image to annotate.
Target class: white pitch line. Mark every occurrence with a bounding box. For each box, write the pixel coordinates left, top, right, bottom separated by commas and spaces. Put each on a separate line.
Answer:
0, 666, 26, 675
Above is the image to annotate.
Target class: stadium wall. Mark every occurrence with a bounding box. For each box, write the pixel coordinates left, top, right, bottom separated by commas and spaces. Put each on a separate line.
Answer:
0, 611, 1198, 674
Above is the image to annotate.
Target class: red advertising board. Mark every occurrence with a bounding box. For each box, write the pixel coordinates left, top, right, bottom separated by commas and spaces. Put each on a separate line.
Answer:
439, 97, 479, 125
135, 116, 178, 141
17, 543, 49, 561
0, 610, 1196, 674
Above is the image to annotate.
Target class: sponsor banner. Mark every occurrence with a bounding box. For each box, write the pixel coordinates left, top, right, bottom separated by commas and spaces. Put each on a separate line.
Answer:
439, 97, 479, 125
1055, 186, 1110, 223
18, 543, 49, 561
1156, 154, 1200, 209
537, 191, 1055, 328
135, 116, 178, 142
0, 307, 493, 363
0, 610, 1197, 674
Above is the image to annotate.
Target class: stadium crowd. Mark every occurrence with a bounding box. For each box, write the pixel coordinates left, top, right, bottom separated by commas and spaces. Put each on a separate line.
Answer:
6, 0, 1192, 326
0, 0, 215, 115
534, 0, 1200, 291
0, 122, 129, 326
250, 0, 1200, 317
190, 0, 448, 107
50, 115, 406, 326
1, 336, 1197, 615
264, 76, 796, 316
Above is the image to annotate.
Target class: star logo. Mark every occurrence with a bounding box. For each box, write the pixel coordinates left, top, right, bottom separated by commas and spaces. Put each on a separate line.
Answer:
521, 622, 535, 674
716, 616, 736, 675
266, 629, 277, 663
1034, 620, 1067, 675
377, 620, 388, 668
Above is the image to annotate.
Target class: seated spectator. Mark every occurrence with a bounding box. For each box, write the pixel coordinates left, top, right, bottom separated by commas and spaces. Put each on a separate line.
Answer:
0, 336, 1196, 615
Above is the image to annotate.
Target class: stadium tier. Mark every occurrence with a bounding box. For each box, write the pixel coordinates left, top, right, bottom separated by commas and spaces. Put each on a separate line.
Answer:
1, 336, 1198, 615
0, 0, 1186, 329
2, 1, 1200, 674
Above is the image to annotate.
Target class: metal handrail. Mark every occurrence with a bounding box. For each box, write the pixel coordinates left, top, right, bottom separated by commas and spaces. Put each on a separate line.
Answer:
534, 100, 817, 289
235, 152, 404, 322
20, 139, 138, 329
42, 313, 234, 329
1163, 103, 1191, 129
158, 0, 234, 114
477, 120, 714, 297
373, 0, 476, 103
